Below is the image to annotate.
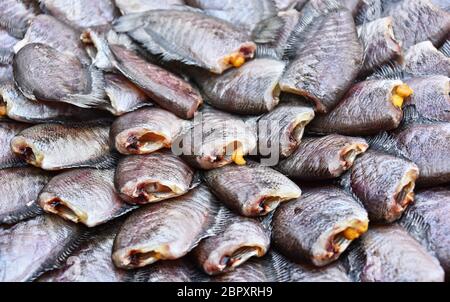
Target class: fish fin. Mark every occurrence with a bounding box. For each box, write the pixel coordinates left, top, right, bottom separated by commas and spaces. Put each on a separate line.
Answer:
0, 159, 28, 170
399, 209, 433, 253
0, 202, 43, 225
367, 131, 397, 152
368, 61, 405, 80
268, 250, 299, 282
63, 66, 107, 108
106, 30, 138, 51
206, 206, 236, 237
113, 13, 147, 33
440, 39, 450, 57
258, 211, 274, 235
342, 239, 366, 282
282, 12, 316, 59
0, 49, 13, 65
189, 171, 202, 190
252, 15, 286, 44
339, 170, 352, 191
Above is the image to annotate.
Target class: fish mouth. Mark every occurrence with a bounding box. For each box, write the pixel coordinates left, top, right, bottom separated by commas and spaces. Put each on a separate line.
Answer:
41, 197, 87, 224
122, 131, 169, 154
340, 143, 368, 170
217, 246, 264, 273
313, 220, 368, 266
131, 181, 182, 204
206, 141, 248, 167
257, 196, 282, 215
117, 247, 167, 269
0, 95, 7, 117
289, 112, 315, 143
391, 169, 418, 218
10, 138, 44, 166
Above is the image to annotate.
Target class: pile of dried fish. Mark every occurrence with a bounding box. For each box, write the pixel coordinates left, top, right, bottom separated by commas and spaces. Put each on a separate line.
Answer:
0, 0, 449, 282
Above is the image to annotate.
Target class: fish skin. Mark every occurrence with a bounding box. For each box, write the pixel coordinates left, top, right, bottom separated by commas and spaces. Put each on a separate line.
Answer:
193, 212, 270, 275
280, 9, 363, 113
308, 80, 404, 136
274, 0, 302, 11
134, 258, 201, 282
0, 82, 109, 123
256, 100, 315, 158
204, 161, 301, 217
39, 168, 131, 227
13, 14, 91, 65
270, 251, 351, 282
0, 28, 19, 65
405, 76, 450, 122
272, 186, 369, 266
212, 258, 273, 282
193, 58, 285, 115
110, 107, 184, 155
10, 122, 113, 171
115, 150, 195, 205
109, 44, 203, 119
350, 150, 419, 223
0, 0, 39, 38
38, 221, 130, 282
104, 73, 151, 116
0, 214, 85, 282
0, 167, 51, 225
275, 135, 368, 180
432, 0, 450, 11
179, 107, 257, 170
112, 185, 219, 269
13, 43, 107, 108
253, 9, 301, 59
114, 9, 256, 74
0, 64, 13, 84
403, 41, 450, 77
0, 121, 28, 168
185, 0, 277, 34
115, 0, 185, 15
40, 0, 118, 30
346, 225, 444, 282
357, 17, 402, 74
400, 187, 450, 274
391, 122, 450, 186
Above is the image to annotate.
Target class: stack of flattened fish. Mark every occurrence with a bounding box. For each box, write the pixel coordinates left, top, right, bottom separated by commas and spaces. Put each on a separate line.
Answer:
0, 0, 449, 282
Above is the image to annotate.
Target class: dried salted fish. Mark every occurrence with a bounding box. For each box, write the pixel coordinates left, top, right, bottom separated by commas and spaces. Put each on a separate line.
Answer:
0, 121, 28, 168
204, 161, 301, 216
115, 150, 195, 204
308, 80, 411, 136
0, 28, 19, 64
39, 168, 131, 227
0, 167, 51, 225
110, 107, 184, 155
346, 225, 444, 282
114, 9, 256, 74
0, 0, 39, 38
112, 185, 220, 269
0, 214, 85, 282
134, 258, 202, 282
275, 135, 368, 180
116, 0, 185, 15
10, 122, 113, 170
272, 186, 369, 266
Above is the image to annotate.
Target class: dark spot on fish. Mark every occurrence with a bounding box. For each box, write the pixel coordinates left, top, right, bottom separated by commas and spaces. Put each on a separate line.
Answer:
19, 147, 35, 162
220, 256, 230, 266
126, 136, 139, 151
294, 207, 303, 215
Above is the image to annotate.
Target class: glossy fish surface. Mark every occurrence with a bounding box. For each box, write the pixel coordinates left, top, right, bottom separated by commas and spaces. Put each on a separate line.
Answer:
178, 106, 257, 170
0, 83, 108, 123
0, 214, 84, 282
39, 168, 130, 227
0, 121, 28, 168
0, 28, 19, 64
115, 150, 195, 204
40, 0, 118, 30
38, 221, 130, 282
401, 187, 450, 274
193, 58, 285, 115
280, 8, 363, 113
204, 161, 301, 216
185, 0, 277, 34
272, 186, 369, 266
193, 211, 270, 275
112, 185, 219, 269
13, 43, 106, 108
0, 167, 51, 225
402, 41, 450, 77
308, 80, 407, 136
256, 99, 315, 158
116, 0, 185, 15
114, 9, 256, 74
10, 122, 113, 171
110, 107, 184, 155
349, 150, 419, 223
276, 135, 368, 180
13, 14, 91, 64
404, 76, 450, 122
346, 225, 444, 282
104, 73, 150, 116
